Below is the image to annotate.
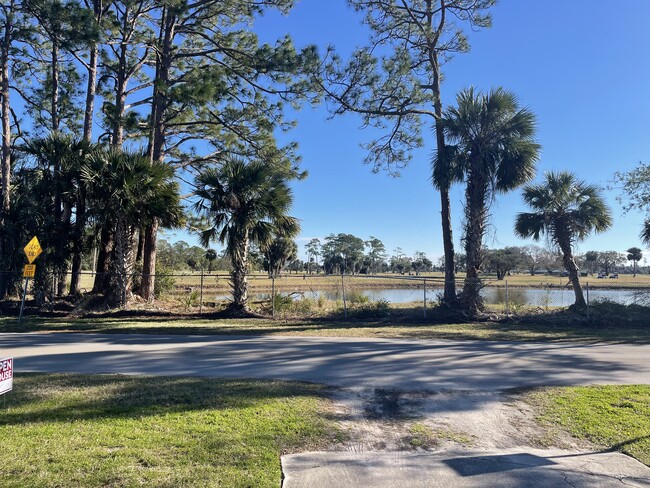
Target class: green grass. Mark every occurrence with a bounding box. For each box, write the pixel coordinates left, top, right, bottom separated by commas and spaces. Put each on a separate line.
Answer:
4, 315, 650, 343
529, 385, 650, 465
0, 374, 336, 487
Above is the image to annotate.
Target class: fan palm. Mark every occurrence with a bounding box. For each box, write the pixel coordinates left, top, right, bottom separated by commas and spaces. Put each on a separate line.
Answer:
19, 134, 95, 297
515, 171, 612, 308
436, 87, 540, 315
642, 221, 650, 247
83, 149, 184, 306
194, 158, 299, 314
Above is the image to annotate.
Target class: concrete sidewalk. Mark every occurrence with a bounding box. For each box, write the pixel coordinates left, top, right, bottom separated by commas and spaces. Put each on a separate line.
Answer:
282, 449, 650, 487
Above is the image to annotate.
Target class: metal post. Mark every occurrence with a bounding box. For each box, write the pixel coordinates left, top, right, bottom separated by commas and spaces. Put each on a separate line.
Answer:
341, 273, 348, 319
18, 277, 30, 327
199, 270, 204, 314
272, 276, 275, 319
505, 280, 509, 313
586, 282, 590, 319
423, 279, 427, 319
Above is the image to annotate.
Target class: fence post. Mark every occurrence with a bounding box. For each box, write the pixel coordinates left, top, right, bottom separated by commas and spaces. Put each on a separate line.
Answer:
423, 279, 427, 319
272, 276, 275, 319
199, 269, 204, 314
505, 280, 509, 313
586, 281, 590, 319
341, 273, 348, 319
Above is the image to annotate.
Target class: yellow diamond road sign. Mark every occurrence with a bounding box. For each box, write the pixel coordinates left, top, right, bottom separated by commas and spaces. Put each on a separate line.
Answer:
24, 236, 43, 264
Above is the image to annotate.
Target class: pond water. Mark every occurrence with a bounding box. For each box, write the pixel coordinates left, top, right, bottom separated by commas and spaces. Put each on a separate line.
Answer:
236, 286, 648, 307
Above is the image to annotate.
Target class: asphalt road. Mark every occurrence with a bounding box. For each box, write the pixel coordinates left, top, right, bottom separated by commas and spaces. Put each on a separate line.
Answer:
2, 332, 650, 390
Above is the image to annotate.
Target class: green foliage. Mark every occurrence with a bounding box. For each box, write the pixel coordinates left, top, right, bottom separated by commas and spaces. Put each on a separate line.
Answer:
322, 233, 365, 274
263, 237, 298, 278
322, 0, 495, 173
194, 157, 300, 310
153, 266, 176, 299
484, 247, 527, 279
516, 172, 612, 244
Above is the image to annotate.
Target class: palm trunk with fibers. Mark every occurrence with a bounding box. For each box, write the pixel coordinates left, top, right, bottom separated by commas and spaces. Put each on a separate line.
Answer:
111, 216, 134, 308
558, 238, 586, 308
462, 168, 489, 316
230, 233, 250, 313
92, 224, 114, 293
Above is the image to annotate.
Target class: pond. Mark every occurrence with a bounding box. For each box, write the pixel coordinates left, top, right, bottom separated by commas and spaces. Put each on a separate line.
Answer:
237, 286, 648, 307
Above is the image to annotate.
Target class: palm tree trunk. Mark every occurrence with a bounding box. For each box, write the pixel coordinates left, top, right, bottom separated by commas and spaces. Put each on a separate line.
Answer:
462, 168, 488, 316
230, 234, 250, 313
92, 224, 113, 293
558, 239, 586, 308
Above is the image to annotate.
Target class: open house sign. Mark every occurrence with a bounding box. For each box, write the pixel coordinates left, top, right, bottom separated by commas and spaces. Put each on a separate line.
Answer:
0, 357, 13, 395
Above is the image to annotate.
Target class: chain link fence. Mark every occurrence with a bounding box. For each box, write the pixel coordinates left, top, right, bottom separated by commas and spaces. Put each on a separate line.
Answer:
1, 270, 649, 318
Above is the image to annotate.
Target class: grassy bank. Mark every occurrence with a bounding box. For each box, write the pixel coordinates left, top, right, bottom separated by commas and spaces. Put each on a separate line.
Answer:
3, 313, 650, 343
529, 385, 650, 465
0, 374, 336, 487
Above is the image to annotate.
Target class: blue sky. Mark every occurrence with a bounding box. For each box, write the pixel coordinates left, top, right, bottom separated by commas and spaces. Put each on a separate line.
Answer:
167, 0, 650, 263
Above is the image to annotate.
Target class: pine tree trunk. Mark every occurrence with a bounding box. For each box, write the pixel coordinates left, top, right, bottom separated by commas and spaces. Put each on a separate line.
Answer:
140, 6, 176, 301
432, 49, 456, 306
0, 9, 12, 299
140, 221, 157, 301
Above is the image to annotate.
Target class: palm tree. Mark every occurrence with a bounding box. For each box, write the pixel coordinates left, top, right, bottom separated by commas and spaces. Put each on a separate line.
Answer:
435, 87, 540, 315
20, 134, 97, 296
627, 247, 643, 277
643, 222, 650, 248
205, 249, 217, 273
83, 149, 184, 306
515, 172, 612, 308
193, 158, 299, 314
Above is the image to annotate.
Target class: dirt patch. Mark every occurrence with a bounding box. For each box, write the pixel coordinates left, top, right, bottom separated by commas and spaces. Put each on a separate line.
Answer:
328, 387, 589, 454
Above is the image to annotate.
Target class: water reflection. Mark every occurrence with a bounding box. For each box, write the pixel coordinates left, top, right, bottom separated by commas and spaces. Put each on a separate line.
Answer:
217, 286, 648, 307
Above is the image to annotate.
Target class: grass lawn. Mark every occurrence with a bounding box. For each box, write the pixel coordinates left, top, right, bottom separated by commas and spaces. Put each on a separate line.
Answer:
3, 314, 650, 343
528, 385, 650, 466
0, 374, 336, 487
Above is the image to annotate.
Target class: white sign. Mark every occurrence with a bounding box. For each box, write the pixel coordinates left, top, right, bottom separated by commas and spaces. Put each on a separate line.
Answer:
0, 357, 13, 395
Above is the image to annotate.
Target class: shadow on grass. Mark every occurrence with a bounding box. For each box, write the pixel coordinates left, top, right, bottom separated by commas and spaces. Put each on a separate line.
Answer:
0, 373, 334, 428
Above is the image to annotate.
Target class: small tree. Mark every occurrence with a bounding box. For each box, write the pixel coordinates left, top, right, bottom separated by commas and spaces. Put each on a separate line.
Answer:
484, 247, 526, 280
205, 249, 217, 273
626, 247, 643, 277
515, 172, 612, 308
263, 238, 298, 278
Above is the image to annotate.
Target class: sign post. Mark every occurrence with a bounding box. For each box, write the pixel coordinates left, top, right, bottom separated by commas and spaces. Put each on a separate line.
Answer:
18, 237, 43, 327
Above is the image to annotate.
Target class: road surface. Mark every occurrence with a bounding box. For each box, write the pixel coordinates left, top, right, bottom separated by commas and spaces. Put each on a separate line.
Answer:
2, 332, 649, 390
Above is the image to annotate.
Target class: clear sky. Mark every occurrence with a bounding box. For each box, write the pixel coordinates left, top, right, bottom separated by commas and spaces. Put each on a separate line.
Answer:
167, 0, 650, 263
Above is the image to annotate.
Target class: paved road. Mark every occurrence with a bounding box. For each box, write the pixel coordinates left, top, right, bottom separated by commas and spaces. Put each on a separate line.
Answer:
2, 332, 650, 390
